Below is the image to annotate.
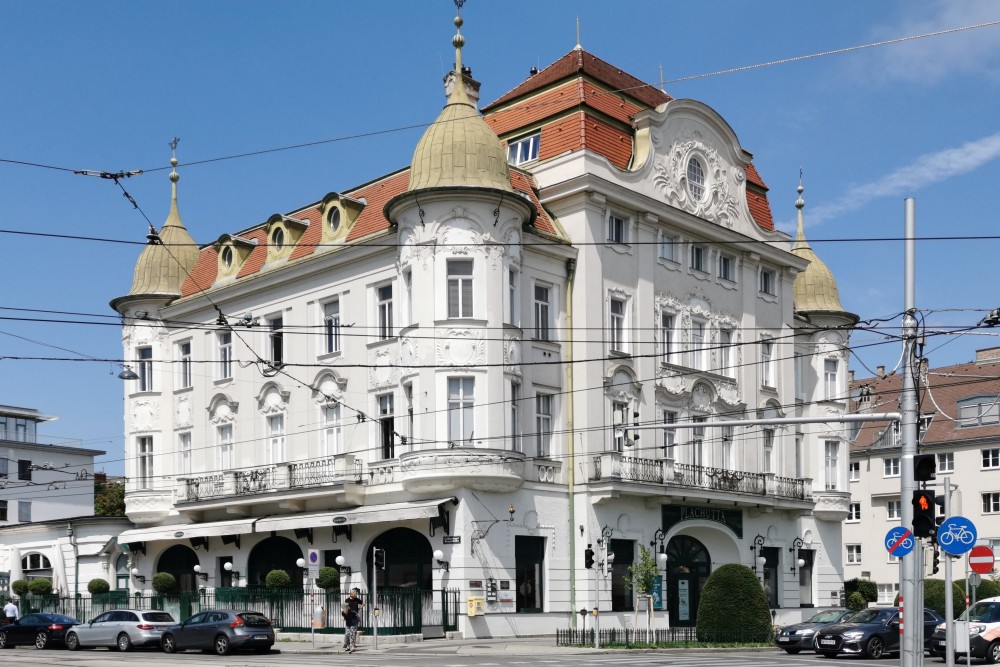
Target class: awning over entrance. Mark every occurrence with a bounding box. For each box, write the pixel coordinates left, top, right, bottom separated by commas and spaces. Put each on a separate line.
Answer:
253, 498, 455, 532
118, 517, 256, 543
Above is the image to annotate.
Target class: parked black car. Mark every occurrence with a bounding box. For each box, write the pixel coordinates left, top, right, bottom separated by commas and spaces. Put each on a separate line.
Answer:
0, 613, 80, 649
160, 610, 274, 656
815, 607, 944, 658
776, 609, 855, 653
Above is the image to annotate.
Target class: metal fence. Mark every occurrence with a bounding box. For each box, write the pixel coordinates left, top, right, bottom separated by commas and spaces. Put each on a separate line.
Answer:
556, 626, 776, 647
16, 587, 460, 635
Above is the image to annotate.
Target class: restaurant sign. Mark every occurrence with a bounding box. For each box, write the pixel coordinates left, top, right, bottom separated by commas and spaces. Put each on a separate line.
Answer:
661, 505, 743, 539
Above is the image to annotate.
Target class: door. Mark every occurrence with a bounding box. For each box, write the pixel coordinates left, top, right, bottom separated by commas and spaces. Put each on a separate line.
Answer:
9, 614, 38, 643
665, 535, 711, 627
885, 612, 901, 652
78, 611, 112, 645
176, 612, 207, 649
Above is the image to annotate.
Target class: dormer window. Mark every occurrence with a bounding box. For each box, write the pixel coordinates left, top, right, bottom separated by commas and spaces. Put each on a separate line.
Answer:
328, 207, 341, 233
959, 396, 1000, 428
507, 132, 540, 166
221, 246, 234, 269
271, 227, 285, 250
319, 193, 364, 249
264, 214, 307, 264
215, 235, 257, 279
687, 156, 705, 200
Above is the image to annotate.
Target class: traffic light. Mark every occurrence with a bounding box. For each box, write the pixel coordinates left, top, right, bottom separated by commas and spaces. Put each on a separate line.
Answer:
931, 545, 941, 575
631, 411, 640, 445
932, 495, 946, 544
912, 489, 937, 538
373, 548, 386, 570
584, 545, 595, 569
914, 454, 936, 482
606, 550, 616, 575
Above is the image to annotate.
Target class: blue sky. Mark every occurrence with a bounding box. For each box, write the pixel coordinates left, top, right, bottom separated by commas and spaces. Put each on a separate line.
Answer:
2, 1, 999, 475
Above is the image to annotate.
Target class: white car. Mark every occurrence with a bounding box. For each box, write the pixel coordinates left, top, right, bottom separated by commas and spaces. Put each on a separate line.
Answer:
65, 609, 175, 651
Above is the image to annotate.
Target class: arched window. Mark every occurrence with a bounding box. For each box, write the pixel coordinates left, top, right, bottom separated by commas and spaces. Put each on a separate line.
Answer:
21, 552, 52, 581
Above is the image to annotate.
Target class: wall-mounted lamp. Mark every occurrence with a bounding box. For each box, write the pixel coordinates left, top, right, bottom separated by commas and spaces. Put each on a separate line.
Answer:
223, 561, 241, 581
789, 537, 805, 575
650, 528, 667, 556
750, 534, 767, 574
130, 567, 146, 584
335, 555, 351, 576
508, 504, 516, 521
657, 551, 668, 568
433, 549, 450, 571
118, 366, 139, 381
193, 564, 208, 582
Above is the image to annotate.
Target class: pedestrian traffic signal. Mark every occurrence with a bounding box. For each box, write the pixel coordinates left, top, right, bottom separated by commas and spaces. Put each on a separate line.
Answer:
373, 548, 386, 570
584, 545, 595, 569
606, 550, 616, 575
931, 495, 946, 544
914, 454, 936, 482
912, 489, 937, 538
931, 545, 941, 575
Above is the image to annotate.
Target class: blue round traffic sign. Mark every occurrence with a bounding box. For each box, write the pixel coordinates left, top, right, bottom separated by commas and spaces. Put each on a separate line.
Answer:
937, 516, 977, 555
885, 526, 915, 557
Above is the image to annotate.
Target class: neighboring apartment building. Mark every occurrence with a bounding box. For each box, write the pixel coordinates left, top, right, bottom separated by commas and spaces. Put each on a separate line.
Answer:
109, 15, 856, 634
847, 348, 1000, 604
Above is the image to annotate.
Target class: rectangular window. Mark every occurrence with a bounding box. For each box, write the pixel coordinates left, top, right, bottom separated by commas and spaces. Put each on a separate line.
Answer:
536, 393, 552, 458
218, 331, 233, 379
824, 441, 839, 491
378, 393, 395, 459
507, 132, 539, 166
877, 583, 900, 605
984, 449, 1000, 469
608, 213, 628, 244
983, 493, 1000, 514
609, 297, 626, 353
761, 339, 774, 387
533, 285, 551, 341
763, 429, 774, 473
850, 460, 860, 481
938, 452, 955, 473
690, 244, 706, 272
137, 345, 154, 392
510, 383, 521, 452
515, 535, 545, 613
690, 321, 706, 370
760, 268, 776, 295
403, 269, 413, 326
847, 544, 862, 564
658, 233, 678, 261
662, 410, 676, 456
691, 417, 706, 467
721, 425, 734, 469
847, 502, 861, 522
448, 377, 475, 444
178, 432, 192, 476
268, 316, 284, 366
0, 458, 6, 478
507, 269, 520, 326
612, 401, 629, 452
960, 397, 1000, 427
884, 457, 901, 477
177, 341, 192, 389
324, 300, 341, 354
323, 404, 342, 456
217, 424, 233, 471
660, 312, 675, 362
377, 284, 393, 340
18, 501, 30, 523
137, 436, 153, 490
0, 500, 6, 522
887, 499, 901, 520
719, 328, 733, 376
718, 254, 735, 281
267, 414, 285, 463
824, 359, 838, 400
447, 259, 474, 318
17, 459, 31, 481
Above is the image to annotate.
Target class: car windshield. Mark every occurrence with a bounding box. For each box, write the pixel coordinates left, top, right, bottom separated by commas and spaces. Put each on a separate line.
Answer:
808, 610, 847, 623
959, 603, 999, 622
848, 608, 890, 624
142, 612, 174, 623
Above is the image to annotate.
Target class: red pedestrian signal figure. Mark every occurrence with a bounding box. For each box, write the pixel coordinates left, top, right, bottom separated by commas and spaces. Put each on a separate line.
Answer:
912, 490, 937, 538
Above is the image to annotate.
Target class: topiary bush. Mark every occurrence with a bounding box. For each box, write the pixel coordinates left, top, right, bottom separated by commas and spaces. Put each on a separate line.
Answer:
151, 572, 178, 595
847, 591, 868, 612
27, 578, 53, 595
696, 564, 772, 642
965, 577, 1000, 601
87, 578, 111, 595
844, 577, 879, 604
265, 569, 291, 589
11, 579, 28, 596
924, 579, 965, 616
316, 566, 339, 590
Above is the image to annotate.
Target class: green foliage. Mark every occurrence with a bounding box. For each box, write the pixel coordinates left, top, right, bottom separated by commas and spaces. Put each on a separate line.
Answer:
87, 578, 111, 595
11, 579, 28, 596
963, 577, 1000, 600
316, 566, 339, 590
265, 569, 292, 589
625, 545, 660, 595
923, 578, 966, 616
695, 564, 772, 642
847, 591, 868, 612
844, 578, 879, 603
94, 479, 125, 516
27, 578, 53, 595
151, 572, 178, 595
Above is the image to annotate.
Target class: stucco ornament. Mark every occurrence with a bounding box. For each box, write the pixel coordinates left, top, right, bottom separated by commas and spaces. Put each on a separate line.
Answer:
209, 397, 237, 424
400, 335, 420, 369
653, 140, 740, 228
656, 366, 688, 395
437, 330, 485, 367
503, 335, 522, 375
369, 348, 399, 389
312, 372, 346, 404
175, 396, 192, 428
691, 382, 714, 410
259, 386, 288, 415
131, 399, 159, 432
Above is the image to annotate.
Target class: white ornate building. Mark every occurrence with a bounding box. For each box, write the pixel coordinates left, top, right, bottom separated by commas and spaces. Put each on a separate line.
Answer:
110, 14, 856, 634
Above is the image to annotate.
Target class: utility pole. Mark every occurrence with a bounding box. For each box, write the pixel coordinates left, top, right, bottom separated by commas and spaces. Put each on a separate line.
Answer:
945, 476, 955, 667
900, 198, 919, 667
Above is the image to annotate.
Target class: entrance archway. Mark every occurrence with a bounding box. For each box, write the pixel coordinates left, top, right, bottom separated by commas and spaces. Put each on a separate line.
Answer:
157, 545, 200, 594
368, 527, 433, 589
665, 535, 711, 627
248, 536, 304, 588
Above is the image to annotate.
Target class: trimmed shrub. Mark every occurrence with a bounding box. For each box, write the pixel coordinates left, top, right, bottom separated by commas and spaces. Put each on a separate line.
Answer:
316, 566, 339, 590
696, 564, 772, 642
27, 578, 53, 595
265, 569, 292, 589
151, 572, 178, 595
847, 591, 868, 612
11, 579, 28, 596
87, 578, 111, 595
845, 577, 878, 603
894, 579, 964, 616
965, 577, 1000, 601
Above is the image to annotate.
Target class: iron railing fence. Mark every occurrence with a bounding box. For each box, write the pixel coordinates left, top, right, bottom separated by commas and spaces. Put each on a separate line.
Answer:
556, 626, 776, 646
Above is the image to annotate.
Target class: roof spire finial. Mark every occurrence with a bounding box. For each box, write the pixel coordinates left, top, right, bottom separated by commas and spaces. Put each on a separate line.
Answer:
447, 2, 471, 106
169, 136, 180, 185
575, 15, 582, 50
793, 168, 808, 249
659, 62, 665, 92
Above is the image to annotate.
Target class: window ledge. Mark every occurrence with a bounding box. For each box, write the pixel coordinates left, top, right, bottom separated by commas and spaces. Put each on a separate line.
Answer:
317, 351, 343, 362
717, 277, 738, 290
609, 350, 631, 359
367, 337, 398, 350
689, 268, 710, 280
174, 386, 194, 395
656, 257, 681, 271
604, 241, 633, 255
213, 378, 234, 386
758, 292, 778, 303
129, 390, 161, 397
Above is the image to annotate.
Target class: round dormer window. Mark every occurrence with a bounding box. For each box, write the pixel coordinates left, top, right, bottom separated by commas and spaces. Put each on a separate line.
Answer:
221, 246, 234, 269
328, 207, 341, 233
271, 227, 285, 250
687, 156, 706, 201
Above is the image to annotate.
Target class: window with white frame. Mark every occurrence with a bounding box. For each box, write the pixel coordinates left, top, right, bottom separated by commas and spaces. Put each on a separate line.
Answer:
177, 341, 192, 389
690, 244, 707, 272
536, 393, 553, 458
323, 403, 342, 455
763, 429, 774, 473
137, 436, 153, 490
760, 267, 776, 296
377, 284, 393, 340
938, 452, 954, 473
662, 410, 676, 456
718, 254, 735, 281
847, 502, 861, 522
721, 425, 734, 469
507, 268, 520, 326
448, 377, 475, 445
658, 232, 678, 262
690, 321, 706, 370
18, 501, 31, 523
824, 359, 838, 400
268, 315, 284, 366
507, 132, 539, 166
959, 396, 1000, 427
612, 401, 628, 452
609, 296, 627, 353
884, 457, 901, 477
403, 268, 412, 326
985, 448, 1000, 469
687, 156, 706, 200
323, 300, 341, 354
850, 460, 860, 481
217, 424, 233, 471
847, 544, 861, 564
761, 339, 774, 387
178, 432, 191, 476
534, 284, 551, 341
824, 441, 839, 491
267, 414, 285, 463
607, 213, 628, 244
983, 492, 1000, 514
660, 311, 675, 362
404, 383, 414, 446
217, 331, 233, 380
378, 393, 394, 459
510, 383, 521, 452
691, 417, 706, 467
887, 499, 901, 520
447, 259, 474, 318
137, 346, 154, 392
878, 583, 899, 604
719, 328, 733, 376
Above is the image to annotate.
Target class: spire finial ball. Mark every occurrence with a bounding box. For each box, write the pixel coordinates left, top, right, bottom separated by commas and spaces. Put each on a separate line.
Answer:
453, 33, 465, 49
454, 15, 463, 28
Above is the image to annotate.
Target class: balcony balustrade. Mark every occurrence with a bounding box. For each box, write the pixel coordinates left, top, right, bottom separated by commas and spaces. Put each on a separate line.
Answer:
176, 454, 359, 503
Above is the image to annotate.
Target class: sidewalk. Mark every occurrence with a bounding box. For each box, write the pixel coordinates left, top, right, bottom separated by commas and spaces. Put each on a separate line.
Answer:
275, 634, 582, 655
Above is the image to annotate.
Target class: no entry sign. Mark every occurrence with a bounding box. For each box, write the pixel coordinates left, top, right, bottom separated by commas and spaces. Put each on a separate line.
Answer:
969, 545, 995, 574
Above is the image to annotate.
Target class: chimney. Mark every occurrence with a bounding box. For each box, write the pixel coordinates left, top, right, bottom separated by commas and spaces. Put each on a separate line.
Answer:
876, 365, 885, 378
976, 346, 1000, 363
443, 65, 481, 105
848, 369, 855, 384
528, 66, 539, 78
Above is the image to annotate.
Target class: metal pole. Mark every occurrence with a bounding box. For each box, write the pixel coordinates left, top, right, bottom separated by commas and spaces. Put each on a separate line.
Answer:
310, 584, 315, 649
372, 548, 379, 651
945, 477, 955, 667
900, 198, 918, 667
966, 557, 971, 667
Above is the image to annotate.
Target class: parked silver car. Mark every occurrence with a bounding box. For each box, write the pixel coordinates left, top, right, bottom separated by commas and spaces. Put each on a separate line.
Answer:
65, 609, 175, 651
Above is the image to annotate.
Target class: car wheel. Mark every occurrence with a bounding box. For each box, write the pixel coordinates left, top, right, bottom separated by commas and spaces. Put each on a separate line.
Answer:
0, 632, 10, 649
161, 634, 177, 654
866, 636, 885, 660
117, 633, 133, 652
783, 648, 801, 654
34, 631, 49, 650
214, 634, 231, 656
66, 633, 80, 651
987, 641, 1000, 664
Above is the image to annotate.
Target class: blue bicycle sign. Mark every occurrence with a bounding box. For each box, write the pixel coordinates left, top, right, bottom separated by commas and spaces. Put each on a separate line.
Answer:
885, 526, 915, 557
937, 516, 978, 555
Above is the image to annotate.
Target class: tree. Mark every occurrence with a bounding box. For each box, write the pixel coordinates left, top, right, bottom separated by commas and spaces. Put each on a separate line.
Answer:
27, 578, 53, 595
11, 579, 28, 596
87, 578, 111, 595
696, 564, 773, 642
265, 569, 292, 589
94, 479, 125, 516
847, 591, 868, 612
151, 572, 178, 595
316, 566, 339, 590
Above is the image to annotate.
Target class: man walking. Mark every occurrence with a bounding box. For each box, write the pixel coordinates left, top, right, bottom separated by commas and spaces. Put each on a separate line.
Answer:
2, 598, 18, 626
342, 588, 363, 652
